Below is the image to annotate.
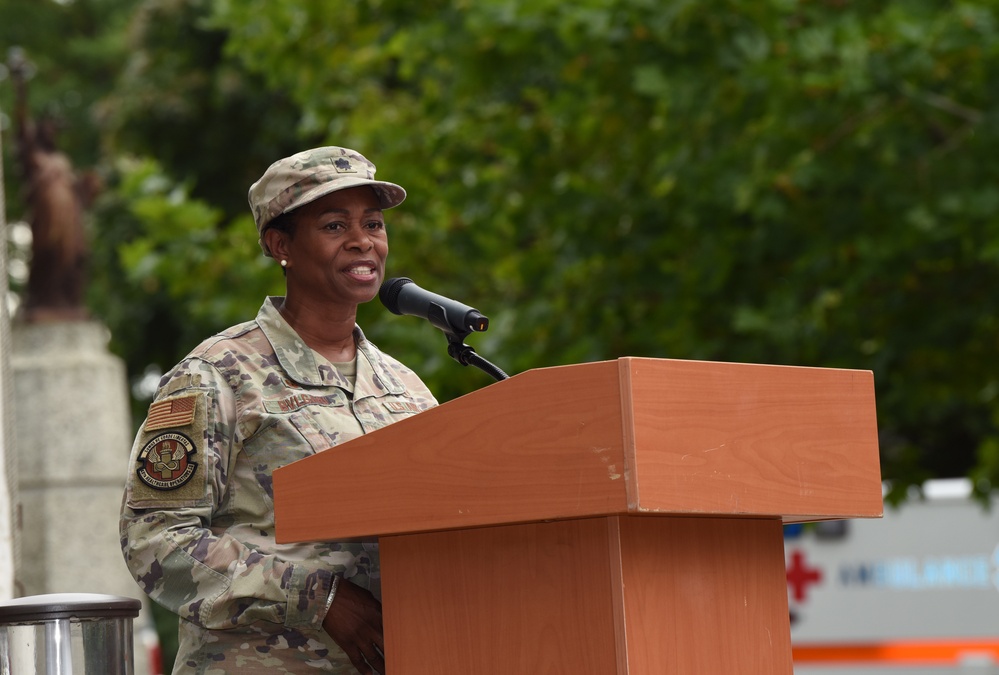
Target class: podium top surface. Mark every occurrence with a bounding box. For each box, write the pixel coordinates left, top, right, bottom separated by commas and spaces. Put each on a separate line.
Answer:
274, 357, 882, 543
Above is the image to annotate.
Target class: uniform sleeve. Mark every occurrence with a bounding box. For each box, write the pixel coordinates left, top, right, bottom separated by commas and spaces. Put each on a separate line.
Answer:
119, 359, 335, 632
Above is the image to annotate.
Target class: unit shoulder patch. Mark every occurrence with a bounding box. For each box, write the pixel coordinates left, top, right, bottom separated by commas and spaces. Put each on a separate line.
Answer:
127, 390, 210, 508
136, 432, 198, 491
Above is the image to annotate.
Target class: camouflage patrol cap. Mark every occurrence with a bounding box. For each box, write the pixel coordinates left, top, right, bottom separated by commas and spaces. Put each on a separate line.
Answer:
248, 146, 407, 257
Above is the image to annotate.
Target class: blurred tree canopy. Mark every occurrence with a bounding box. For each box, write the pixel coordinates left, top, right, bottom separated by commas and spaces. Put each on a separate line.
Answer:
2, 0, 998, 505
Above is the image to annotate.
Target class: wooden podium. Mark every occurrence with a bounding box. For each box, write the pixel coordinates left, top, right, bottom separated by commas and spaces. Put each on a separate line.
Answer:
274, 357, 882, 674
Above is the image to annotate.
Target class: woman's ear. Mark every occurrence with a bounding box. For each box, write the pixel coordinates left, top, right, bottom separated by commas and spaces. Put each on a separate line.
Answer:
263, 226, 289, 263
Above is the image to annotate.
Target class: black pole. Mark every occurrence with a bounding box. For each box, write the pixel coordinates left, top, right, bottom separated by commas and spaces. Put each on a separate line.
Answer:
445, 333, 509, 381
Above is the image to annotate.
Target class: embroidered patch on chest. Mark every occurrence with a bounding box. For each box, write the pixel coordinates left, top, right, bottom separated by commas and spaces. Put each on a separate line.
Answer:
144, 394, 197, 431
136, 432, 198, 491
263, 393, 344, 414
383, 400, 422, 414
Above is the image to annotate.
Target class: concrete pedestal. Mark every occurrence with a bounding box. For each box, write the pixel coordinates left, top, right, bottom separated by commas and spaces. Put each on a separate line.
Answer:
11, 322, 154, 675
11, 321, 132, 598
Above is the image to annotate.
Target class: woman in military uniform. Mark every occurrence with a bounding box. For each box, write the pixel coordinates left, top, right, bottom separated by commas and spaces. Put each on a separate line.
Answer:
120, 147, 436, 674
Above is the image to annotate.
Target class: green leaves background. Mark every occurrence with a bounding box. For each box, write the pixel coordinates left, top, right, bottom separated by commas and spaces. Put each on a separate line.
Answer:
3, 0, 998, 502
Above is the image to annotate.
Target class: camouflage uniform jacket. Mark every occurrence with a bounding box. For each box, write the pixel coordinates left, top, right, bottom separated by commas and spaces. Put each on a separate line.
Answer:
120, 296, 437, 674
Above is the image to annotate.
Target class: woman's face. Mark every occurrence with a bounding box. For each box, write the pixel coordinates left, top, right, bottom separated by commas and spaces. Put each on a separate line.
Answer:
280, 186, 389, 308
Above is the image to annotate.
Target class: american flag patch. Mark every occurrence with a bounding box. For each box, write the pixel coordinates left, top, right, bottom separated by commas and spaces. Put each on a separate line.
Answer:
144, 394, 197, 431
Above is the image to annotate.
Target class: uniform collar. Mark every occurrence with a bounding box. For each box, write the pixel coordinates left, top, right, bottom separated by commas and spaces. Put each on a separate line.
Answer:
256, 296, 405, 397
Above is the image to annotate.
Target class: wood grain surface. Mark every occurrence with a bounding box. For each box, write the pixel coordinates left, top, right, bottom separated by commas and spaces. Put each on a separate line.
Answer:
275, 357, 880, 543
380, 515, 793, 674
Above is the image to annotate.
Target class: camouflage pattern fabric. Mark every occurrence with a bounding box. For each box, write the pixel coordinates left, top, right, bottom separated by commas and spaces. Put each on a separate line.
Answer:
120, 296, 437, 674
248, 146, 406, 257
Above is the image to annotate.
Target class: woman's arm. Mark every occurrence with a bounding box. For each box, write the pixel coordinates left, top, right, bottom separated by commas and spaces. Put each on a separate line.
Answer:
119, 360, 336, 632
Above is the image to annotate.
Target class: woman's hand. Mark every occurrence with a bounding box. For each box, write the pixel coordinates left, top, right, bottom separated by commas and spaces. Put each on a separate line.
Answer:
322, 579, 385, 675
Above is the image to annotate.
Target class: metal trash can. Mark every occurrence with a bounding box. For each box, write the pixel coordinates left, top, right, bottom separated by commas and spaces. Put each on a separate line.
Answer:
0, 593, 141, 675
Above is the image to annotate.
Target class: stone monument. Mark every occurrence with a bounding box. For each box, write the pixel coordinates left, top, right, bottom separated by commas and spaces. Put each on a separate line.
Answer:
6, 50, 157, 674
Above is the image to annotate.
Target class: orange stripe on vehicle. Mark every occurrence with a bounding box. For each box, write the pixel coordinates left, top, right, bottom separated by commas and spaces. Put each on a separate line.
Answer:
794, 640, 999, 664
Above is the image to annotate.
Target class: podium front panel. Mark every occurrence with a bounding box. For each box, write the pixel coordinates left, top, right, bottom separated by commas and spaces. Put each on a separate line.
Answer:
380, 515, 794, 675
380, 518, 623, 674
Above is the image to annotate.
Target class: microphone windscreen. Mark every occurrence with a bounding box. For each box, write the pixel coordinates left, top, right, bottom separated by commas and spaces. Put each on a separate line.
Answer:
379, 277, 413, 315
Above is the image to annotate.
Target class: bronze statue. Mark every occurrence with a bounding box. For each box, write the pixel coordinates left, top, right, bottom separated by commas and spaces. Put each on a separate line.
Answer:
8, 48, 97, 322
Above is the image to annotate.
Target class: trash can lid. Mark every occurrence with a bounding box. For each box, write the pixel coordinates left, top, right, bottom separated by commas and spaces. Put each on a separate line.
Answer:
0, 593, 141, 624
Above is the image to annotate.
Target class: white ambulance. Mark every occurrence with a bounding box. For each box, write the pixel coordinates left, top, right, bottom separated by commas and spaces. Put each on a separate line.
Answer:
786, 479, 999, 674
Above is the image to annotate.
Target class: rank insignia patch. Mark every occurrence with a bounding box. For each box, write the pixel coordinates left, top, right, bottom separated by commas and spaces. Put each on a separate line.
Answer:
136, 432, 198, 491
333, 158, 356, 173
144, 394, 197, 431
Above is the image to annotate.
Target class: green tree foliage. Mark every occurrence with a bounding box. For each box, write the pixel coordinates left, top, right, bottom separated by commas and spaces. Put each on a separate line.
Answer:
210, 0, 999, 501
0, 0, 133, 171
3, 0, 998, 505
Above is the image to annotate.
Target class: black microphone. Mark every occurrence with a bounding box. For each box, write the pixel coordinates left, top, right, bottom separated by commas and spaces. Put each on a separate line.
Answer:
379, 277, 489, 335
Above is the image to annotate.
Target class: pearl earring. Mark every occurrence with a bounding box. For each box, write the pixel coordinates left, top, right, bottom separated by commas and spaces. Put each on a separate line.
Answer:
280, 259, 288, 268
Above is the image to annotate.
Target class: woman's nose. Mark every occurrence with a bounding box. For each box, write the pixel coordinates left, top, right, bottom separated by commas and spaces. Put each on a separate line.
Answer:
345, 225, 373, 250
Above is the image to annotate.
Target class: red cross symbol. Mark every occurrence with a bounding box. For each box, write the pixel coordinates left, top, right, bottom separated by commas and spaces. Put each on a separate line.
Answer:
786, 550, 823, 602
